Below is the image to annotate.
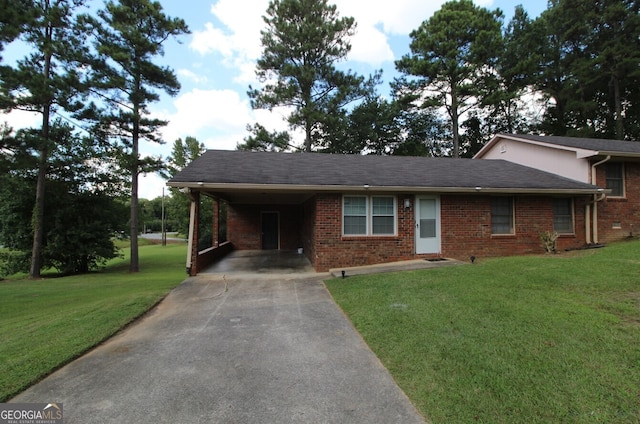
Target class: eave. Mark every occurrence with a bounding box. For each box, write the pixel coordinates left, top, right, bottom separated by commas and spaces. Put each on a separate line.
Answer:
167, 181, 606, 199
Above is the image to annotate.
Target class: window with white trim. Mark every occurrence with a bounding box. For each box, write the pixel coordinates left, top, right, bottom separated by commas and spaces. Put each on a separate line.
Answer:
343, 196, 367, 235
343, 196, 396, 236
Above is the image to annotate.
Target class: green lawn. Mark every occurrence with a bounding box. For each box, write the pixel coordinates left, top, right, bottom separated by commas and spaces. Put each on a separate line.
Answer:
326, 241, 640, 423
0, 243, 187, 401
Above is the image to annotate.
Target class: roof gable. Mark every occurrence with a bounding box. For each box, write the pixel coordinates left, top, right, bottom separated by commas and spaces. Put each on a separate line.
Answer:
168, 150, 601, 195
476, 133, 640, 159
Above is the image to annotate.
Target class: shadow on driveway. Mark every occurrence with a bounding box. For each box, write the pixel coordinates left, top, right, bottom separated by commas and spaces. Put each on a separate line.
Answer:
12, 274, 426, 423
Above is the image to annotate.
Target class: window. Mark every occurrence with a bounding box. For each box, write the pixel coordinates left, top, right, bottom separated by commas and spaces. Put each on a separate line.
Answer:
372, 197, 395, 234
343, 196, 396, 236
491, 197, 514, 235
605, 163, 624, 197
343, 196, 367, 235
553, 198, 574, 234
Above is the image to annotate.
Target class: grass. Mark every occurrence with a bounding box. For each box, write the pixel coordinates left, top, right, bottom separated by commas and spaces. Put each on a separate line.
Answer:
0, 243, 188, 401
326, 241, 640, 423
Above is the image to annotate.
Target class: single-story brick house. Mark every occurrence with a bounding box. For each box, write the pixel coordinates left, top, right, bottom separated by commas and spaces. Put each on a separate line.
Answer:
167, 149, 604, 275
475, 134, 640, 245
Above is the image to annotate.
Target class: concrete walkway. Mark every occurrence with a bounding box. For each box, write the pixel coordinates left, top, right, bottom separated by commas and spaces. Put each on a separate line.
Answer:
12, 274, 426, 423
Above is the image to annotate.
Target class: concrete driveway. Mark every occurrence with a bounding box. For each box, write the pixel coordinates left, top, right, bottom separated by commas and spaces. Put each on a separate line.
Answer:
12, 273, 425, 423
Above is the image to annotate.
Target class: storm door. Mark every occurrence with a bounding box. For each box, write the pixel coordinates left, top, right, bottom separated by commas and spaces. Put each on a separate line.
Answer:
415, 196, 441, 254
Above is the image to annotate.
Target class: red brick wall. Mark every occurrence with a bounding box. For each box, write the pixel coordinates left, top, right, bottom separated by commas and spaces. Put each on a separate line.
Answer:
227, 204, 302, 250
311, 193, 423, 272
227, 193, 591, 272
441, 195, 588, 260
594, 161, 640, 242
311, 193, 589, 271
301, 197, 317, 260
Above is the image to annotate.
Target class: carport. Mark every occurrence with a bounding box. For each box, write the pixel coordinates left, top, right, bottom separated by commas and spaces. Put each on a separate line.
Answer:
201, 250, 316, 275
173, 185, 312, 276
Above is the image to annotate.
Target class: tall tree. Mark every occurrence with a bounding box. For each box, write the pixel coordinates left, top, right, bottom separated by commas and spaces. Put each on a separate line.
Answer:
83, 0, 189, 272
0, 122, 127, 276
564, 0, 640, 139
395, 0, 503, 158
237, 123, 292, 152
162, 136, 205, 179
531, 0, 640, 139
483, 5, 538, 134
337, 97, 399, 155
0, 0, 91, 278
162, 136, 219, 248
392, 104, 451, 157
0, 0, 34, 61
532, 1, 597, 136
248, 0, 379, 152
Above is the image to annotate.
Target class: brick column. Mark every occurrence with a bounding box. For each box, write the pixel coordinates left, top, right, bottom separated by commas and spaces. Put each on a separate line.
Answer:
212, 198, 220, 247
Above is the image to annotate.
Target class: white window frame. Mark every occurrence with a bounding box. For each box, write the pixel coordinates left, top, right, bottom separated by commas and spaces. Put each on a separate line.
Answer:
342, 195, 397, 236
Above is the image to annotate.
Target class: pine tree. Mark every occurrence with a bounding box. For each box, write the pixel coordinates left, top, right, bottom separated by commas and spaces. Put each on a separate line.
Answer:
248, 0, 379, 152
395, 0, 503, 158
82, 0, 189, 272
1, 0, 92, 278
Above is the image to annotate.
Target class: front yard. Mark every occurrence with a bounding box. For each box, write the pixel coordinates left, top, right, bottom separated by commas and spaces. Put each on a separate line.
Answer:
2, 240, 639, 422
326, 241, 640, 423
0, 243, 187, 401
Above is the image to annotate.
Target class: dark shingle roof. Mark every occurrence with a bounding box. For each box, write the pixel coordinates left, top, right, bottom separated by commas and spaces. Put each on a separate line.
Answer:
168, 150, 600, 193
500, 134, 640, 155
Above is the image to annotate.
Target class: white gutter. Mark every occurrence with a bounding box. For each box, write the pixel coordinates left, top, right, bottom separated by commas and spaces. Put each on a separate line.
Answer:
588, 155, 611, 244
167, 182, 603, 196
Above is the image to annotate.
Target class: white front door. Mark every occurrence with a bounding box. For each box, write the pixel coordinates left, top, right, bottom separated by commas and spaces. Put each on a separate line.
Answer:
415, 195, 441, 254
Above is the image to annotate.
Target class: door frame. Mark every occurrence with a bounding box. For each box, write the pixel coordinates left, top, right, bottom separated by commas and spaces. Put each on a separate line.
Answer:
261, 211, 280, 250
415, 195, 441, 254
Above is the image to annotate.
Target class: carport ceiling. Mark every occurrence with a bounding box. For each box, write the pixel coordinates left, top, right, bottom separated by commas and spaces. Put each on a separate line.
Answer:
203, 188, 315, 205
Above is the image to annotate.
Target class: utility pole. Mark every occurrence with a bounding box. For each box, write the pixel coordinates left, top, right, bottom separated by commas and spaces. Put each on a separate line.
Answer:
161, 187, 166, 246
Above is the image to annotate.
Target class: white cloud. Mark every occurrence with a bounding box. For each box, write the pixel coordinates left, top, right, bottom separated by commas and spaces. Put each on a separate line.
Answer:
189, 0, 445, 81
161, 88, 252, 140
177, 68, 208, 84
139, 173, 167, 200
335, 0, 444, 35
348, 24, 394, 65
0, 109, 40, 131
154, 88, 301, 152
189, 22, 234, 57
189, 0, 269, 85
189, 0, 266, 60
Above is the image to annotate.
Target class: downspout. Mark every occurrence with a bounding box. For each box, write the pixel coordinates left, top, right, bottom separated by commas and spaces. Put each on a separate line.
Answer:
589, 156, 611, 244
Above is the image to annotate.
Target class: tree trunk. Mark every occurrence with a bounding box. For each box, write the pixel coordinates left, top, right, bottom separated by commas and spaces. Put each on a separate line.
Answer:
29, 9, 53, 279
451, 90, 460, 159
129, 160, 139, 273
611, 73, 624, 140
130, 74, 141, 273
29, 145, 47, 278
304, 122, 312, 152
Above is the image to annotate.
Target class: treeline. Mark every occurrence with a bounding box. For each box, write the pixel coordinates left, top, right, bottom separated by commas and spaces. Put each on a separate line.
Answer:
241, 0, 640, 157
0, 0, 189, 277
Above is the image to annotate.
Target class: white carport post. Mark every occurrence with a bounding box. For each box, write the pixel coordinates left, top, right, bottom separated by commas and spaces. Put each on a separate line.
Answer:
185, 189, 200, 275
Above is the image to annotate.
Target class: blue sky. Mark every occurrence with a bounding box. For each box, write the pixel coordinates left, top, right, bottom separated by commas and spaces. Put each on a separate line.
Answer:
2, 0, 549, 199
